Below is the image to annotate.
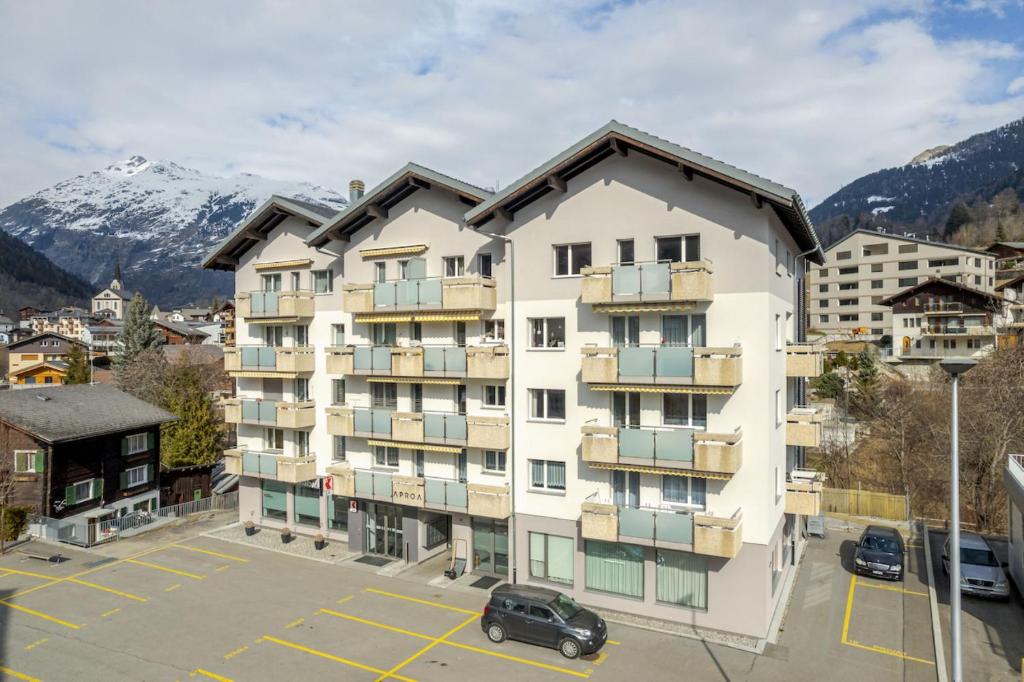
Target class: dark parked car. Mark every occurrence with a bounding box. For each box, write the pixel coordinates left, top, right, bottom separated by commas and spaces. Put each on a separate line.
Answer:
481, 584, 607, 659
853, 525, 905, 581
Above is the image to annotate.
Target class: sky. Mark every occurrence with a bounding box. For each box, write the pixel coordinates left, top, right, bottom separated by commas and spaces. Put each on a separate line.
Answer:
1, 0, 1023, 209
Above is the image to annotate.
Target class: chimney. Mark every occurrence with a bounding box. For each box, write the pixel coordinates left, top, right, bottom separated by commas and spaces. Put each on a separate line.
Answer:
349, 179, 365, 203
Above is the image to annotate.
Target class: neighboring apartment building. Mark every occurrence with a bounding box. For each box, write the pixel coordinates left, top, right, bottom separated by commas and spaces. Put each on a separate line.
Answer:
29, 307, 93, 340
1004, 454, 1024, 595
882, 278, 1003, 363
808, 230, 994, 341
202, 121, 826, 643
0, 385, 176, 543
5, 332, 85, 386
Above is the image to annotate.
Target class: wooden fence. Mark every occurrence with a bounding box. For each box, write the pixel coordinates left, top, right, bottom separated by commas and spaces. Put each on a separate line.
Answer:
821, 487, 909, 522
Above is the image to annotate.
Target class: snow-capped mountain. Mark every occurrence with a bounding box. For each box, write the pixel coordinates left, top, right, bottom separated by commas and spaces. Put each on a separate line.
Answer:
0, 156, 347, 306
809, 116, 1024, 245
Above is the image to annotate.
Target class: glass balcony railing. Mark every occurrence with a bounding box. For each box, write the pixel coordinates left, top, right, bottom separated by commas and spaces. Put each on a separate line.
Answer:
424, 412, 468, 443
236, 290, 315, 319
240, 400, 277, 424
343, 276, 496, 314
618, 426, 693, 463
618, 507, 695, 545
354, 346, 394, 373
355, 469, 394, 499
353, 407, 394, 437
424, 477, 468, 510
581, 259, 713, 304
582, 344, 741, 387
224, 448, 317, 483
225, 346, 315, 374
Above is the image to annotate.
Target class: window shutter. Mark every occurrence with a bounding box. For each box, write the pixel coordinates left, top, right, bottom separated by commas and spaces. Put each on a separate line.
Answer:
65, 485, 76, 506
94, 478, 104, 499
147, 432, 155, 451
120, 471, 128, 489
146, 464, 154, 483
34, 450, 44, 473
121, 437, 129, 456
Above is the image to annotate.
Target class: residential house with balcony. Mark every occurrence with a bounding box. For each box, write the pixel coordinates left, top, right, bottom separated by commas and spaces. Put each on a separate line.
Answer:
5, 332, 86, 386
202, 121, 825, 644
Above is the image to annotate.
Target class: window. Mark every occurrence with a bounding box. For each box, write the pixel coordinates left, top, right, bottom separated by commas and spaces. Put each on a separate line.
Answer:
585, 540, 643, 598
529, 389, 565, 421
371, 383, 397, 409
871, 263, 883, 272
372, 323, 397, 346
295, 431, 309, 456
483, 319, 505, 341
67, 478, 101, 505
262, 480, 287, 521
819, 315, 829, 323
530, 533, 574, 586
124, 433, 148, 455
411, 383, 423, 413
657, 550, 707, 610
928, 258, 957, 268
13, 450, 42, 473
775, 313, 783, 350
655, 235, 700, 263
775, 389, 783, 426
818, 299, 828, 308
818, 267, 828, 277
312, 269, 333, 293
374, 262, 386, 283
484, 450, 507, 473
898, 243, 918, 254
294, 324, 309, 347
974, 275, 982, 285
871, 312, 884, 321
974, 257, 982, 268
553, 243, 592, 276
871, 328, 883, 335
409, 321, 422, 342
838, 298, 856, 306
123, 465, 148, 488
332, 379, 346, 405
443, 256, 465, 277
374, 446, 399, 468
331, 324, 345, 346
478, 253, 493, 278
662, 476, 705, 508
898, 260, 917, 271
415, 450, 425, 477
898, 277, 917, 287
295, 485, 320, 527
838, 266, 857, 275
862, 243, 889, 257
836, 251, 851, 260
265, 427, 284, 450
838, 282, 858, 290
839, 314, 857, 322
529, 318, 565, 348
529, 460, 566, 490
871, 280, 883, 289
262, 273, 282, 291
663, 394, 707, 428
483, 384, 506, 408
818, 284, 828, 293
333, 436, 346, 462
617, 239, 635, 265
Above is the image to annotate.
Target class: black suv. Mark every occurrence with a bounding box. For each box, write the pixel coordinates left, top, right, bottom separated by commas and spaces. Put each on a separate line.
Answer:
853, 525, 905, 581
481, 584, 607, 658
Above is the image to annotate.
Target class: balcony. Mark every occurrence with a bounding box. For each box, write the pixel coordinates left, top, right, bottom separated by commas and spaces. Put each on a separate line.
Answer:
342, 276, 496, 316
785, 469, 825, 516
786, 407, 823, 448
468, 482, 511, 519
324, 344, 509, 380
923, 301, 964, 315
223, 448, 317, 483
786, 344, 824, 378
581, 345, 742, 389
580, 260, 713, 307
326, 407, 509, 450
920, 324, 995, 337
581, 497, 695, 550
223, 399, 316, 429
235, 290, 314, 321
581, 425, 741, 475
224, 346, 315, 377
327, 465, 471, 513
693, 509, 743, 559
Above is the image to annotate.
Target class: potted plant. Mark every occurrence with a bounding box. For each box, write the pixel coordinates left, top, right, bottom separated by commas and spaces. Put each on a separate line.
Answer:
313, 533, 326, 550
280, 527, 292, 544
244, 520, 257, 537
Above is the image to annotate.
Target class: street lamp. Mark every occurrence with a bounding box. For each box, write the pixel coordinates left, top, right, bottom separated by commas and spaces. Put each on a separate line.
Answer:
939, 356, 976, 682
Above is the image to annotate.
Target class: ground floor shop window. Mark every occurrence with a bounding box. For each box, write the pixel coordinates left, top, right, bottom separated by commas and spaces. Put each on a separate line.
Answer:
262, 480, 288, 521
529, 532, 574, 586
584, 540, 643, 598
655, 549, 707, 610
424, 515, 449, 549
328, 496, 350, 533
294, 484, 321, 527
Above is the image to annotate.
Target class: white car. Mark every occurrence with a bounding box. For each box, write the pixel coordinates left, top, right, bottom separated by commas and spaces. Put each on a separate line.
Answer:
942, 532, 1011, 601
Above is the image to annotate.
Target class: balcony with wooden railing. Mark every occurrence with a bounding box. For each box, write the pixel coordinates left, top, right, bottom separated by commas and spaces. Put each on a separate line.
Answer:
581, 425, 741, 475
786, 406, 823, 448
581, 345, 742, 389
580, 260, 713, 307
323, 344, 509, 380
223, 399, 315, 429
235, 290, 315, 321
325, 406, 509, 450
342, 275, 496, 317
785, 469, 825, 516
224, 346, 315, 377
786, 343, 824, 378
223, 448, 317, 484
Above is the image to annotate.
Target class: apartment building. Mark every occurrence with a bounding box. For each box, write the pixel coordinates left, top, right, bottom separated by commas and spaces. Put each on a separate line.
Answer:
202, 121, 826, 642
808, 230, 994, 340
1004, 454, 1024, 594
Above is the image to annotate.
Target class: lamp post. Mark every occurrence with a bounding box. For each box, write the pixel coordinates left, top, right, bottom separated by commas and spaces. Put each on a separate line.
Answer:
939, 356, 976, 682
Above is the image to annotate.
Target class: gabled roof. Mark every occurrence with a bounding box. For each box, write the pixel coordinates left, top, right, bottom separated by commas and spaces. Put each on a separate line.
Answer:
307, 163, 492, 248
6, 332, 85, 351
201, 195, 341, 271
463, 120, 824, 264
93, 287, 133, 300
10, 360, 70, 377
995, 274, 1024, 292
878, 277, 1001, 306
0, 384, 177, 444
825, 229, 992, 257
987, 241, 1024, 251
154, 318, 208, 338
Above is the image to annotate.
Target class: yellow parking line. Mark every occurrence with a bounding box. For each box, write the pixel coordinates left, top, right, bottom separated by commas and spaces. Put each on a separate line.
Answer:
444, 640, 592, 679
363, 587, 479, 615
375, 614, 479, 682
101, 607, 121, 618
844, 639, 934, 665
169, 544, 249, 563
318, 608, 434, 640
607, 640, 621, 645
0, 567, 148, 602
190, 668, 234, 681
842, 572, 933, 665
165, 583, 182, 592
0, 599, 80, 629
24, 638, 47, 652
0, 664, 42, 681
841, 574, 856, 644
336, 594, 354, 605
284, 617, 305, 629
855, 580, 928, 597
593, 651, 608, 666
223, 645, 248, 661
261, 635, 416, 682
127, 559, 205, 580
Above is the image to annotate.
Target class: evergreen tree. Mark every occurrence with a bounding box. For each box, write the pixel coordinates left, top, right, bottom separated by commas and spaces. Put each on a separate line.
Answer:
115, 293, 163, 375
996, 220, 1007, 242
849, 351, 881, 420
159, 353, 222, 467
944, 202, 972, 238
64, 343, 91, 384
811, 371, 845, 400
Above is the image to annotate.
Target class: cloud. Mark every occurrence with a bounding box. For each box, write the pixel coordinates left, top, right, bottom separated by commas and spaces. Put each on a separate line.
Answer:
1009, 76, 1024, 94
0, 0, 1022, 210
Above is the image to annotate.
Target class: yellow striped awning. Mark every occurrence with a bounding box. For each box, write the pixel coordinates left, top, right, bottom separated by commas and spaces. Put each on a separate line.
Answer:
366, 439, 463, 454
588, 384, 734, 395
228, 371, 301, 378
360, 244, 428, 259
355, 311, 482, 324
243, 317, 299, 324
587, 462, 732, 481
367, 376, 462, 385
593, 302, 694, 314
254, 259, 313, 271
355, 313, 414, 323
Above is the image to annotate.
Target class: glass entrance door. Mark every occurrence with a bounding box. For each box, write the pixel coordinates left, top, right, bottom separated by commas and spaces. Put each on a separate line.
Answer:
473, 519, 509, 576
366, 503, 404, 559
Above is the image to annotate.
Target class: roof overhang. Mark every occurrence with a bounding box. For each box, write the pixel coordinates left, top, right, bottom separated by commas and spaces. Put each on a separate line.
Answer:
464, 121, 825, 265
307, 163, 491, 248
201, 196, 333, 272
879, 276, 1002, 306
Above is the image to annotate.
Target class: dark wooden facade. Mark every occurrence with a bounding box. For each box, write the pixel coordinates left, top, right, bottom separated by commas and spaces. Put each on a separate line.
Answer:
160, 464, 213, 506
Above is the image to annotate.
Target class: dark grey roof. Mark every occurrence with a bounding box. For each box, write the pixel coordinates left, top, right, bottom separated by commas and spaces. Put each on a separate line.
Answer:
6, 332, 85, 350
0, 384, 177, 444
285, 197, 341, 220
154, 318, 208, 338
825, 229, 992, 257
878, 276, 1001, 306
987, 241, 1024, 250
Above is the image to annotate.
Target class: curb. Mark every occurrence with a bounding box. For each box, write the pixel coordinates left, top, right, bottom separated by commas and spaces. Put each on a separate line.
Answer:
199, 529, 352, 566
922, 521, 949, 682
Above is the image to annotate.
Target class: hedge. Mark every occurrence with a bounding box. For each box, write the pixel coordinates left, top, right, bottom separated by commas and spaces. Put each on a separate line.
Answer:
1, 505, 32, 542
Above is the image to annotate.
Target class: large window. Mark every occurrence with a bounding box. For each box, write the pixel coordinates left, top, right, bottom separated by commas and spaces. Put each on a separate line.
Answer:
553, 243, 592, 276
329, 496, 350, 532
529, 318, 565, 348
838, 266, 857, 275
529, 389, 565, 421
294, 485, 321, 527
374, 446, 399, 468
530, 533, 574, 586
656, 235, 700, 263
662, 476, 705, 508
529, 460, 566, 491
898, 260, 917, 271
585, 540, 644, 598
371, 382, 397, 409
662, 394, 706, 428
262, 480, 288, 521
312, 269, 333, 293
656, 549, 707, 610
898, 277, 917, 287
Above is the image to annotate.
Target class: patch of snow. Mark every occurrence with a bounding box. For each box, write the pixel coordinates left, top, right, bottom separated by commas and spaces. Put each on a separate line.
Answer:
865, 195, 894, 203
871, 206, 895, 215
